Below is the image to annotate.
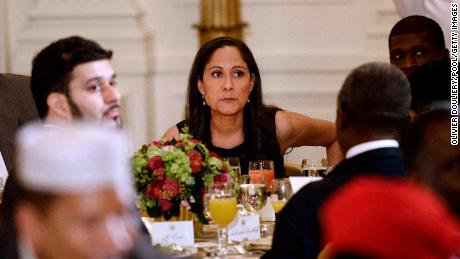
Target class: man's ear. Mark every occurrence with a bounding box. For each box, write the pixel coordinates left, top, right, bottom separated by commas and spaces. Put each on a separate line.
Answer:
197, 80, 205, 95
46, 92, 71, 119
336, 107, 346, 132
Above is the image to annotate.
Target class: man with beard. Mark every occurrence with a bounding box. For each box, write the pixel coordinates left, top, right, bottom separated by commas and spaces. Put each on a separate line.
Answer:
30, 36, 122, 129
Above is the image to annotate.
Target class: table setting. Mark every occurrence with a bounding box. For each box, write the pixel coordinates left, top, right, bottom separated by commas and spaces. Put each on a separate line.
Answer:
132, 130, 325, 257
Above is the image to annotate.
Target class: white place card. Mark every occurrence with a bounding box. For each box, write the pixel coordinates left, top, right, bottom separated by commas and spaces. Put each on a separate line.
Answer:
144, 219, 194, 247
289, 176, 322, 193
228, 214, 260, 242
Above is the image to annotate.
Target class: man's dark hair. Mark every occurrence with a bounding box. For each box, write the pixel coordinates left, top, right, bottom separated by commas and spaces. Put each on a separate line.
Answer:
389, 15, 446, 50
31, 36, 113, 118
338, 62, 411, 137
409, 59, 450, 113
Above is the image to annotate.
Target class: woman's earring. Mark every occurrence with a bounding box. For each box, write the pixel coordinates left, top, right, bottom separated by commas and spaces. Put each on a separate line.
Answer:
247, 88, 252, 103
202, 94, 206, 106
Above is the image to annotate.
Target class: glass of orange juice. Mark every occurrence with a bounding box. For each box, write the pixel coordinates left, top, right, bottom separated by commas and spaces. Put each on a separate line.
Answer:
270, 178, 292, 217
208, 183, 238, 256
249, 160, 275, 190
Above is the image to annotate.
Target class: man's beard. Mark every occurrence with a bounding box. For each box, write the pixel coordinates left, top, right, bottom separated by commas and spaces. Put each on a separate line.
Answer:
66, 94, 122, 129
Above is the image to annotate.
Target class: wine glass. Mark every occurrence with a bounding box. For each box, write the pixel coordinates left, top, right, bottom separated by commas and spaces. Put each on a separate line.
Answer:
270, 178, 292, 217
208, 183, 238, 257
239, 175, 267, 215
248, 160, 274, 190
301, 158, 329, 177
222, 157, 241, 184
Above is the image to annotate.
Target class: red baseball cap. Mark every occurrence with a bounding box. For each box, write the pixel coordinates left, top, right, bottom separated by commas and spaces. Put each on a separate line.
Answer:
320, 176, 460, 259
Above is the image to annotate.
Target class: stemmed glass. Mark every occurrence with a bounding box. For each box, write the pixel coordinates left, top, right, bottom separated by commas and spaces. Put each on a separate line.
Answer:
270, 178, 292, 217
239, 175, 267, 215
301, 158, 331, 177
208, 183, 238, 257
222, 157, 241, 184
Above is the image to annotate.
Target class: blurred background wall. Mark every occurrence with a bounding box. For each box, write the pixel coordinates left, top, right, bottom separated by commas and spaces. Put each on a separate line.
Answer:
0, 0, 400, 164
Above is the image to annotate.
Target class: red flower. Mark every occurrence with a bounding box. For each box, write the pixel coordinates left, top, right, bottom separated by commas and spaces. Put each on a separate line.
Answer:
188, 150, 203, 173
146, 182, 161, 199
147, 156, 163, 170
210, 152, 220, 158
159, 199, 173, 211
214, 173, 231, 184
191, 139, 202, 144
162, 178, 180, 197
153, 168, 165, 181
175, 140, 185, 148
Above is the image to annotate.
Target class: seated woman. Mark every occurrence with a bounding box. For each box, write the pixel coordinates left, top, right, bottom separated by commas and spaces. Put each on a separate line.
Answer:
163, 37, 341, 178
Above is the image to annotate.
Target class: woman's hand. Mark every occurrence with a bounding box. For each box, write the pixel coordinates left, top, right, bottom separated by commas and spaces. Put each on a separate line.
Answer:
162, 126, 180, 142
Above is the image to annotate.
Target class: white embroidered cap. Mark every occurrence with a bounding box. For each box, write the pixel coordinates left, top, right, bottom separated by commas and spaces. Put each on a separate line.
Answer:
16, 123, 134, 203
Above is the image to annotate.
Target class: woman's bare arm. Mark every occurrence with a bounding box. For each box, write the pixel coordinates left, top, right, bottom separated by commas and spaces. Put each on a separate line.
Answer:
275, 111, 343, 165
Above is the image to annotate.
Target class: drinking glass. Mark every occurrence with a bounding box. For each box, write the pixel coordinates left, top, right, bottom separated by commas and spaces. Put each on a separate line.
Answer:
222, 157, 241, 184
301, 158, 330, 177
208, 183, 238, 257
270, 178, 292, 216
239, 175, 267, 214
248, 160, 274, 190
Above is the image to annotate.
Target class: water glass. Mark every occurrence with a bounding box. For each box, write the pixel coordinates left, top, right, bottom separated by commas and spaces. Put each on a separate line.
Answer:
239, 175, 267, 214
270, 178, 292, 216
222, 157, 241, 184
301, 158, 331, 177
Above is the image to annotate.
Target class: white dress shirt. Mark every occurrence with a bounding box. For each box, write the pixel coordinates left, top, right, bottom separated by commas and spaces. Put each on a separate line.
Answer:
346, 139, 399, 159
0, 151, 8, 188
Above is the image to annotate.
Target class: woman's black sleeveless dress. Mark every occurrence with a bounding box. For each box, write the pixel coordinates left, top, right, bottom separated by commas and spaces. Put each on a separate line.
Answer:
176, 108, 285, 178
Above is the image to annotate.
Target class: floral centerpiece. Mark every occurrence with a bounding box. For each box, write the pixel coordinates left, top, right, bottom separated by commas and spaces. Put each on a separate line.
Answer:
132, 128, 237, 224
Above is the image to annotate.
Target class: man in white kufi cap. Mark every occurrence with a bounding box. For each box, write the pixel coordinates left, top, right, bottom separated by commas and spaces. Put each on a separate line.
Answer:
0, 123, 167, 259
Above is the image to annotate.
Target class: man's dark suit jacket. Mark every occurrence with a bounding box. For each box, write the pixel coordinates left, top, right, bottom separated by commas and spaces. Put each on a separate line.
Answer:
263, 147, 406, 259
0, 74, 38, 173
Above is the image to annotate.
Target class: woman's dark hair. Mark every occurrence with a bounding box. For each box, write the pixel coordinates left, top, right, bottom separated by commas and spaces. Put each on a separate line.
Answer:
184, 37, 281, 173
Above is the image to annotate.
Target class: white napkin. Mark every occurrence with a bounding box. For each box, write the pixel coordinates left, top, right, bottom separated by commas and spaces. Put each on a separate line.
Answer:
289, 176, 322, 194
